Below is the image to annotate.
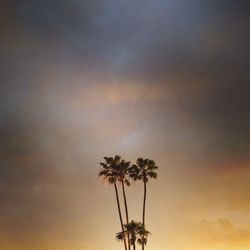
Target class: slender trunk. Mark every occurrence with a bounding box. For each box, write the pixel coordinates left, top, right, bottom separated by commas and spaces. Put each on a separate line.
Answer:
114, 182, 127, 250
133, 241, 136, 250
142, 180, 147, 250
121, 180, 131, 250
131, 236, 136, 250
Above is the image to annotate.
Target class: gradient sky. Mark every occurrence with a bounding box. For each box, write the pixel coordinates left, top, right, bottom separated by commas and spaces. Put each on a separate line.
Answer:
1, 1, 250, 250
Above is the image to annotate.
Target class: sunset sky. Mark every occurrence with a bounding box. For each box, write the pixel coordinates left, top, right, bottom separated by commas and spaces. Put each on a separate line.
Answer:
0, 1, 249, 250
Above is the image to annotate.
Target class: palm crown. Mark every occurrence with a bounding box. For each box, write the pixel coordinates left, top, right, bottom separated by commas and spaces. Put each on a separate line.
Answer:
128, 158, 158, 182
99, 155, 131, 185
116, 220, 150, 246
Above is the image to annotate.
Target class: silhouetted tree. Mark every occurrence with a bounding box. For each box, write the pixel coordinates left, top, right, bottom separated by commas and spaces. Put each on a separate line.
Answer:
116, 220, 150, 250
99, 155, 158, 250
99, 155, 128, 250
120, 159, 132, 250
128, 158, 158, 250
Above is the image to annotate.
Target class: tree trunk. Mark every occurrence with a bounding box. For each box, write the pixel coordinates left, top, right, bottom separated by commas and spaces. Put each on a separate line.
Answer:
114, 182, 127, 250
133, 241, 136, 250
122, 180, 131, 250
142, 180, 147, 250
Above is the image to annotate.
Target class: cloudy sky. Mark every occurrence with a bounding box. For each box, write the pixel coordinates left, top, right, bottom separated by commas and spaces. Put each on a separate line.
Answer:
0, 1, 249, 250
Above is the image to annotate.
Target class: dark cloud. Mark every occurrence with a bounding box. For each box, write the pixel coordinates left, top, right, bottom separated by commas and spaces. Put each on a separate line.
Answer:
194, 82, 250, 161
1, 0, 249, 190
1, 0, 249, 181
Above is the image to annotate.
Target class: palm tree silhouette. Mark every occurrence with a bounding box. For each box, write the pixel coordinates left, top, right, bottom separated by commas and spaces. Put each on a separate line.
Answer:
99, 155, 130, 250
116, 220, 150, 250
128, 158, 158, 250
120, 159, 132, 250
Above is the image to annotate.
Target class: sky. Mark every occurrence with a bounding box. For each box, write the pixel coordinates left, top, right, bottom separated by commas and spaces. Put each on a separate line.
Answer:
0, 0, 249, 250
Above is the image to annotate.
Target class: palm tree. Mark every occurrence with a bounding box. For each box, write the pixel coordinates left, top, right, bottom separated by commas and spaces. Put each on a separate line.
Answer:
99, 155, 128, 250
99, 155, 130, 250
116, 220, 150, 250
128, 158, 158, 250
120, 159, 132, 250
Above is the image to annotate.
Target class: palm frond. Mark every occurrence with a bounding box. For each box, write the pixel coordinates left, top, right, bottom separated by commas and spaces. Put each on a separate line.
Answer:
124, 179, 131, 186
114, 155, 121, 163
116, 231, 124, 241
147, 171, 157, 179
98, 169, 109, 177
108, 176, 116, 184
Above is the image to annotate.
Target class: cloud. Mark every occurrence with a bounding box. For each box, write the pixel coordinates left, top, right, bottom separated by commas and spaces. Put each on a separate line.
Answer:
197, 218, 250, 247
67, 80, 170, 107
